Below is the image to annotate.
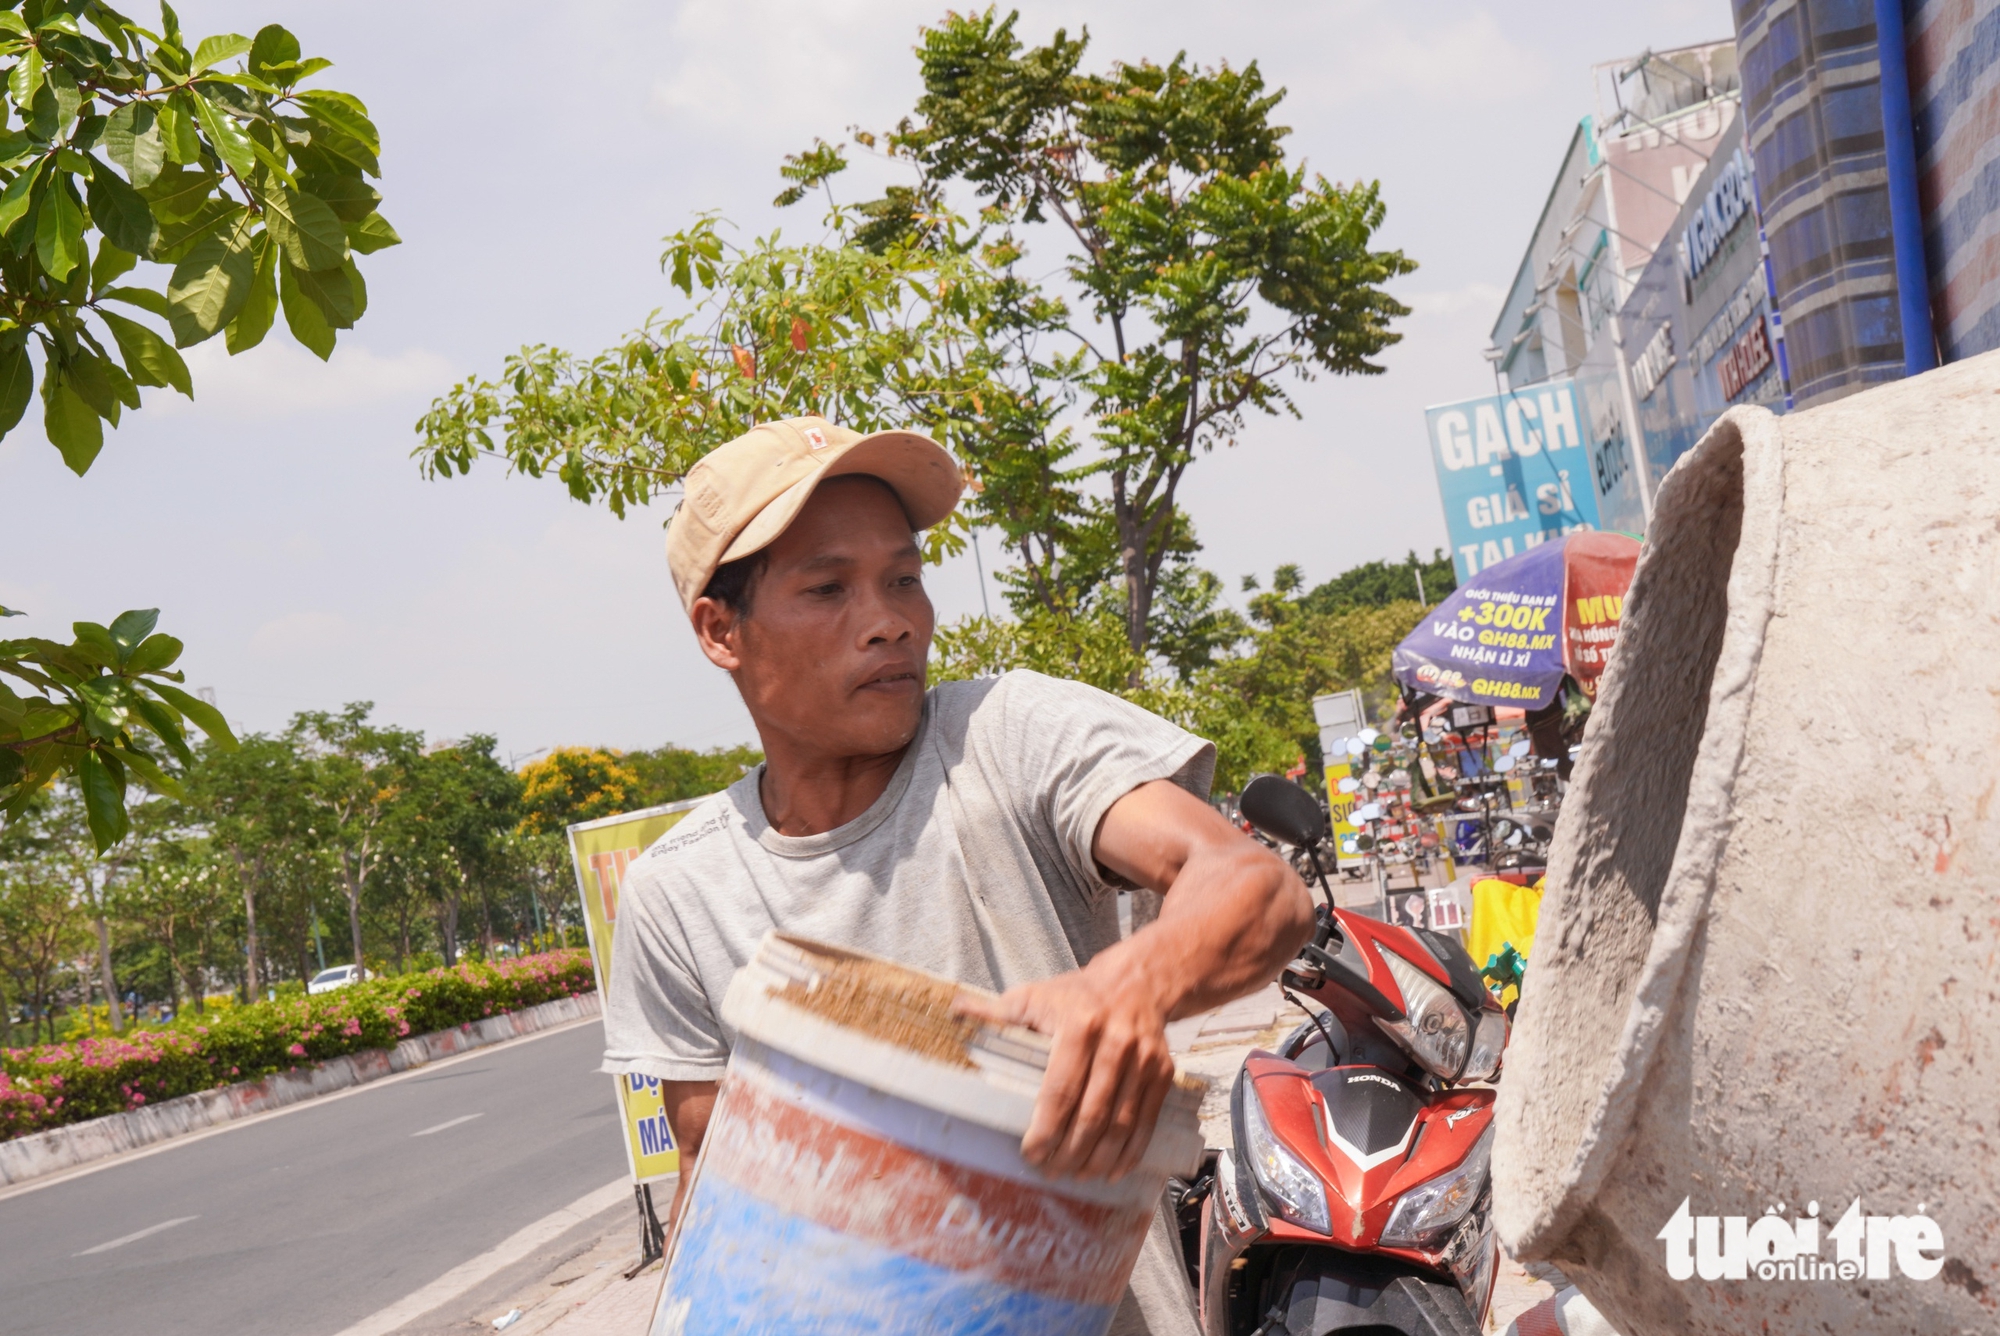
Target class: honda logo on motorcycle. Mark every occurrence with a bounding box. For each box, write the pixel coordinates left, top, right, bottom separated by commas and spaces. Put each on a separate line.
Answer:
1658, 1198, 1950, 1282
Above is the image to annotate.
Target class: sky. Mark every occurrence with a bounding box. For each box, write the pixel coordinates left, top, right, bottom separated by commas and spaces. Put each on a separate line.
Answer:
0, 0, 1726, 760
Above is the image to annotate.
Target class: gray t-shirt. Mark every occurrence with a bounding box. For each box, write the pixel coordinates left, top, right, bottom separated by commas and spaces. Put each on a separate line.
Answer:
600, 670, 1212, 1336
602, 669, 1214, 1080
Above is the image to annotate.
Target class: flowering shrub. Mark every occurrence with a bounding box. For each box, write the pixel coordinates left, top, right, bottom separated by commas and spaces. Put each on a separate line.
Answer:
0, 951, 596, 1141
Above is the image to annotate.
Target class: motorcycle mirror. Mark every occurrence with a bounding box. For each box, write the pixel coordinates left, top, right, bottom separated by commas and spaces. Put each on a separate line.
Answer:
1510, 739, 1532, 757
1239, 774, 1330, 849
1495, 755, 1516, 773
1358, 727, 1379, 744
1336, 776, 1359, 794
1362, 772, 1382, 790
1355, 834, 1376, 851
1345, 738, 1365, 756
1352, 802, 1383, 823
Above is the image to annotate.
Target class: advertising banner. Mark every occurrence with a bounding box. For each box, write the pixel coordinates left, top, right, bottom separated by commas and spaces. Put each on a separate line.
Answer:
1321, 758, 1364, 871
1392, 541, 1569, 711
1312, 691, 1367, 870
567, 797, 711, 1184
1423, 381, 1601, 584
1562, 534, 1636, 700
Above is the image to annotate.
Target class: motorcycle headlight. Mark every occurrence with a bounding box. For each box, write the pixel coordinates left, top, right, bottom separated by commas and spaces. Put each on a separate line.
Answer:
1380, 1125, 1492, 1249
1461, 1009, 1508, 1082
1242, 1078, 1330, 1234
1373, 947, 1472, 1078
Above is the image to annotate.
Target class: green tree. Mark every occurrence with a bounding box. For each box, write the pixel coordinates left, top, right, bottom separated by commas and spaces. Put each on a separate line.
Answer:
1, 608, 234, 852
414, 209, 994, 561
30, 778, 138, 1028
934, 555, 1434, 794
1192, 565, 1429, 791
0, 787, 85, 1041
2, 9, 394, 845
847, 10, 1415, 663
518, 746, 641, 834
395, 735, 520, 965
292, 703, 417, 978
623, 743, 761, 806
118, 826, 226, 1014
185, 730, 311, 1001
1300, 548, 1455, 614
0, 8, 396, 470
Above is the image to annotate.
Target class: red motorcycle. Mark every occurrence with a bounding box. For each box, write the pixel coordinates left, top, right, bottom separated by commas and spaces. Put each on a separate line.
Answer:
1174, 775, 1508, 1336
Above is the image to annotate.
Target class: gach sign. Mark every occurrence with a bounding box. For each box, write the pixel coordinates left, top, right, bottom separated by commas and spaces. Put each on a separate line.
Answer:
1423, 380, 1603, 583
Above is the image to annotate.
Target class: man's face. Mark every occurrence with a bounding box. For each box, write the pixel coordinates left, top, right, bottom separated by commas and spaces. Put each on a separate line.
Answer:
694, 476, 934, 760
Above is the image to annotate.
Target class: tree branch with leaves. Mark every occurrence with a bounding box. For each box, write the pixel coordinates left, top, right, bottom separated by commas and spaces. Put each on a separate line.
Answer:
1, 6, 395, 850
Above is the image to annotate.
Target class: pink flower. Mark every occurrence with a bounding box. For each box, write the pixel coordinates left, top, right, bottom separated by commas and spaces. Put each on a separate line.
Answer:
288, 1044, 305, 1056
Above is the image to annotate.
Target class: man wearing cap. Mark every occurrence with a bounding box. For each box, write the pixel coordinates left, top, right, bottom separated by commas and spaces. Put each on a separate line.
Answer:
603, 416, 1314, 1332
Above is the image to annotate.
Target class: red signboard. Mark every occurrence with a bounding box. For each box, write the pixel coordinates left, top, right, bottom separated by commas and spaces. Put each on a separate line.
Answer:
1561, 532, 1640, 700
1718, 317, 1773, 401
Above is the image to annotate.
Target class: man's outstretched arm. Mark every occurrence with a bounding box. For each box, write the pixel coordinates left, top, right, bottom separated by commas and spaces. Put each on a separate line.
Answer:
956, 778, 1315, 1182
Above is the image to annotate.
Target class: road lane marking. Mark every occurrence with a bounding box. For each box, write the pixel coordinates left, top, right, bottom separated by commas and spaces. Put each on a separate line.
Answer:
76, 1215, 199, 1256
328, 1179, 633, 1336
411, 1113, 484, 1137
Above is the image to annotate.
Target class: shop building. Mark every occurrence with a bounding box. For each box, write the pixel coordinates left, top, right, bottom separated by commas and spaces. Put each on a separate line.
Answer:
1426, 10, 1999, 564
1909, 0, 2000, 361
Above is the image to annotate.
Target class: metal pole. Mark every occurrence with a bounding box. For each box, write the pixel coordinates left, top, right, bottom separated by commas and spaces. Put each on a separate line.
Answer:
970, 527, 993, 619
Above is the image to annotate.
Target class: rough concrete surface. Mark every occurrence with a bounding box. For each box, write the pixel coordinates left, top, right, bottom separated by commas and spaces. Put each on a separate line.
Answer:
1495, 352, 2000, 1334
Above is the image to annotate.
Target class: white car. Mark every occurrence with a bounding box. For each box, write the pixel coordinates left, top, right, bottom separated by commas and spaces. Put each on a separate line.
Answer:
307, 965, 367, 995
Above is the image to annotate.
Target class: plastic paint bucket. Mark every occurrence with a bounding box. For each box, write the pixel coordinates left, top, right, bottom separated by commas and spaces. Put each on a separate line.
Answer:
649, 933, 1205, 1336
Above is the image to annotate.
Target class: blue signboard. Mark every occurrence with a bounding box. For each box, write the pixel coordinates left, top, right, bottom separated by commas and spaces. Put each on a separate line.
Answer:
1423, 380, 1601, 583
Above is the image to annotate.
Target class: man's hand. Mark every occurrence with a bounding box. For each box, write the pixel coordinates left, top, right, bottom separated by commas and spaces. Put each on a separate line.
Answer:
954, 950, 1176, 1181
957, 779, 1314, 1182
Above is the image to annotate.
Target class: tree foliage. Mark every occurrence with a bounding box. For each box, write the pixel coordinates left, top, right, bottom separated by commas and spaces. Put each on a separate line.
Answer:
414, 210, 995, 562
2, 6, 393, 852
1, 607, 235, 851
934, 554, 1434, 794
850, 9, 1416, 661
411, 9, 1415, 676
624, 742, 761, 805
1298, 548, 1455, 615
0, 5, 396, 473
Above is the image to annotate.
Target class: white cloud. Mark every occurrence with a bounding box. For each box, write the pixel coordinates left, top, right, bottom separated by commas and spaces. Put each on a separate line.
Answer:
648, 0, 920, 135
149, 341, 457, 422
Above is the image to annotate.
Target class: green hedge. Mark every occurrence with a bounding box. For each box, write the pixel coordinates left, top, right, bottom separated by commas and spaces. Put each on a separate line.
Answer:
0, 951, 597, 1140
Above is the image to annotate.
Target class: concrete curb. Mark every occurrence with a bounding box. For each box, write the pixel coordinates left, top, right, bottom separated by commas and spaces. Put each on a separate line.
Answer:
0, 990, 602, 1188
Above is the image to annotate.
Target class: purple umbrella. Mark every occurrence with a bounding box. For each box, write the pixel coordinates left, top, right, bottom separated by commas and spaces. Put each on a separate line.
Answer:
1392, 533, 1639, 711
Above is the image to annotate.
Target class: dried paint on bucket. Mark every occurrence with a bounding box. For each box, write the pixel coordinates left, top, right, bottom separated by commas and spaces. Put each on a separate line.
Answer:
650, 933, 1205, 1336
772, 952, 979, 1069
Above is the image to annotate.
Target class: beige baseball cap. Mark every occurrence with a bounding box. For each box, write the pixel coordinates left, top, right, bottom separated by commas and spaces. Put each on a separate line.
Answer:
665, 416, 963, 614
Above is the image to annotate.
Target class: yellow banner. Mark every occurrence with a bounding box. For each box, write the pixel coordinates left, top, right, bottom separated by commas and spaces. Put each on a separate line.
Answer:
1323, 759, 1363, 869
568, 798, 709, 1184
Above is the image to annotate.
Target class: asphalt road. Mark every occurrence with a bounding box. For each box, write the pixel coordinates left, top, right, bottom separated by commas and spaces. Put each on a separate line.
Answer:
0, 1019, 628, 1336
